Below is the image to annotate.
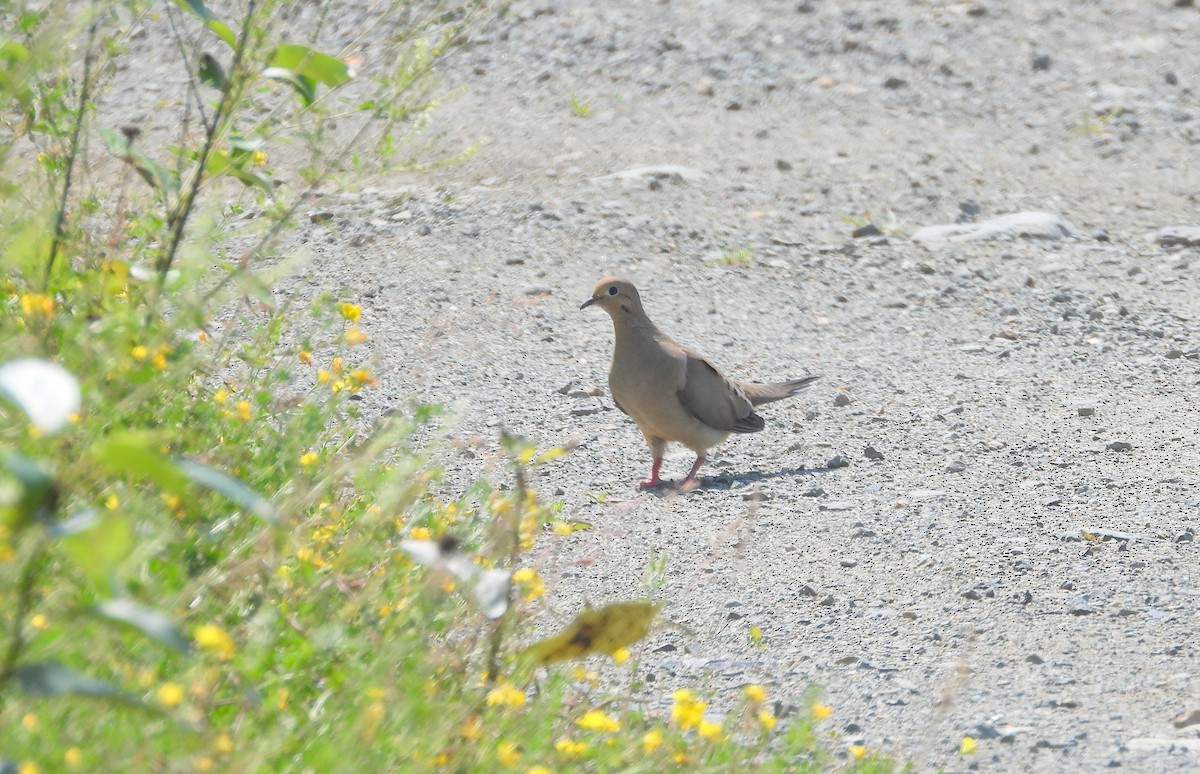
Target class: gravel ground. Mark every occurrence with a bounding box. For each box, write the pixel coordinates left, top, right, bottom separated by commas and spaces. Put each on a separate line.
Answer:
195, 0, 1200, 769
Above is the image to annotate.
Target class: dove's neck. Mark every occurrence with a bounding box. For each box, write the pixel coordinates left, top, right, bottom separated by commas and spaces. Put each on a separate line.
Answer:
611, 307, 661, 358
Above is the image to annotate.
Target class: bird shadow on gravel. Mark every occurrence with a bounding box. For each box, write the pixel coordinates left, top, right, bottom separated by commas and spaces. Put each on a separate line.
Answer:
638, 464, 836, 497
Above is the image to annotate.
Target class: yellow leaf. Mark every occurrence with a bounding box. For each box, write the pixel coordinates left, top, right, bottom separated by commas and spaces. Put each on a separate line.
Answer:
522, 601, 659, 665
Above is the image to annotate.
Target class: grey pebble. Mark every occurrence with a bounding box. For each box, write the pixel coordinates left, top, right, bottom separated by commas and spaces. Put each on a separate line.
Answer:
863, 445, 884, 460
825, 455, 851, 469
1077, 406, 1095, 417
840, 558, 858, 568
1068, 596, 1095, 615
522, 284, 554, 296
943, 460, 967, 473
1031, 53, 1051, 71
833, 393, 852, 407
1106, 441, 1133, 452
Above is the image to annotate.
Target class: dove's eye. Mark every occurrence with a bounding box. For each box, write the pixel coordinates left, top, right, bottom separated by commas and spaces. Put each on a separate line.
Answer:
608, 286, 618, 296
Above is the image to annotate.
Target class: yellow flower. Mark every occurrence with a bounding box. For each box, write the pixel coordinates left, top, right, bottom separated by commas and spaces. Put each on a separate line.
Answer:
194, 624, 236, 659
512, 567, 546, 601
849, 744, 868, 760
744, 684, 767, 704
158, 682, 185, 708
214, 387, 228, 404
698, 719, 723, 741
64, 748, 82, 767
576, 710, 620, 733
214, 733, 234, 753
105, 494, 120, 510
276, 688, 289, 710
410, 526, 431, 541
757, 710, 777, 730
552, 521, 573, 536
485, 683, 526, 708
553, 738, 587, 758
152, 351, 167, 370
811, 702, 832, 721
131, 344, 149, 360
572, 666, 599, 686
331, 356, 343, 373
345, 327, 368, 345
195, 756, 213, 772
299, 349, 312, 364
339, 302, 361, 321
348, 368, 375, 389
671, 689, 706, 731
460, 715, 483, 741
612, 647, 631, 665
236, 400, 252, 421
252, 150, 267, 166
18, 763, 38, 774
317, 369, 332, 384
20, 293, 54, 318
21, 712, 37, 730
960, 736, 977, 755
642, 728, 663, 753
496, 741, 522, 767
30, 613, 47, 630
527, 768, 553, 774
300, 451, 319, 466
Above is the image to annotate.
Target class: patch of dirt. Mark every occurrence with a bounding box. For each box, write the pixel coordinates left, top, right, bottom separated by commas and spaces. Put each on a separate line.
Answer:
170, 0, 1200, 769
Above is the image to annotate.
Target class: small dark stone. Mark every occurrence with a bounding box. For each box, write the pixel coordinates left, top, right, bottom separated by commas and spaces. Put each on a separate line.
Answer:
1026, 654, 1044, 664
1165, 71, 1178, 85
802, 487, 825, 497
959, 198, 981, 217
825, 455, 850, 469
1031, 54, 1051, 71
416, 224, 432, 236
833, 393, 852, 407
1175, 529, 1195, 543
864, 446, 885, 460
1077, 407, 1095, 417
882, 76, 907, 90
726, 101, 743, 111
840, 558, 858, 568
852, 223, 882, 238
776, 159, 793, 171
1106, 441, 1133, 452
1068, 596, 1095, 615
1091, 229, 1110, 242
818, 595, 835, 606
309, 210, 335, 224
962, 589, 982, 600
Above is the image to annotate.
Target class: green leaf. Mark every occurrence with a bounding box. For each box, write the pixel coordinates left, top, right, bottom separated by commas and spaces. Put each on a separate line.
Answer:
172, 0, 237, 48
176, 458, 279, 523
99, 127, 179, 196
205, 149, 274, 193
61, 512, 133, 587
270, 44, 351, 87
262, 66, 315, 106
15, 661, 131, 700
197, 52, 228, 91
0, 358, 81, 434
93, 598, 191, 654
0, 451, 57, 530
90, 431, 188, 493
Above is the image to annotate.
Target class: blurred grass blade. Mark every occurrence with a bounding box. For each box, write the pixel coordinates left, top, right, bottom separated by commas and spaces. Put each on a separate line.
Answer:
0, 358, 81, 434
99, 127, 180, 196
16, 661, 130, 700
91, 431, 188, 493
176, 458, 279, 523
262, 67, 315, 106
172, 0, 237, 48
93, 598, 192, 654
48, 508, 98, 538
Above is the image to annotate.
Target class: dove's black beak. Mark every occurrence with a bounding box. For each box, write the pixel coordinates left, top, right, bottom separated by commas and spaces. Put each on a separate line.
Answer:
580, 296, 599, 310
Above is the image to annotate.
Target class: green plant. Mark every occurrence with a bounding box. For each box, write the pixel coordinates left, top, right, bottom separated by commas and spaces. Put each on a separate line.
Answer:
568, 91, 593, 118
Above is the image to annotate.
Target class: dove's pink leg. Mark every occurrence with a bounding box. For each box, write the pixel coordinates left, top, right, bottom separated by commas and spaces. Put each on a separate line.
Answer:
678, 455, 706, 490
638, 457, 664, 489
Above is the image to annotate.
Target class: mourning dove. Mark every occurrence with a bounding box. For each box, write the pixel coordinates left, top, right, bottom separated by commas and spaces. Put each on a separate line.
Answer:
581, 277, 818, 489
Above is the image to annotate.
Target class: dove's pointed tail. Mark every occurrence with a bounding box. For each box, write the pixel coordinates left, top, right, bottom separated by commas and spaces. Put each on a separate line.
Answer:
739, 375, 819, 406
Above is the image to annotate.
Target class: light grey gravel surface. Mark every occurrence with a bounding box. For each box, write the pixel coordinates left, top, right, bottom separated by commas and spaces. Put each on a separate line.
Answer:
258, 1, 1200, 770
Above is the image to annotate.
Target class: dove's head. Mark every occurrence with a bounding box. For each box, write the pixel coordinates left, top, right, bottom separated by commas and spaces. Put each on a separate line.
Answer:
581, 277, 644, 316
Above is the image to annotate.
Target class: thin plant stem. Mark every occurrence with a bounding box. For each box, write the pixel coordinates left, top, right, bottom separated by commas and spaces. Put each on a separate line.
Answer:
43, 3, 101, 289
